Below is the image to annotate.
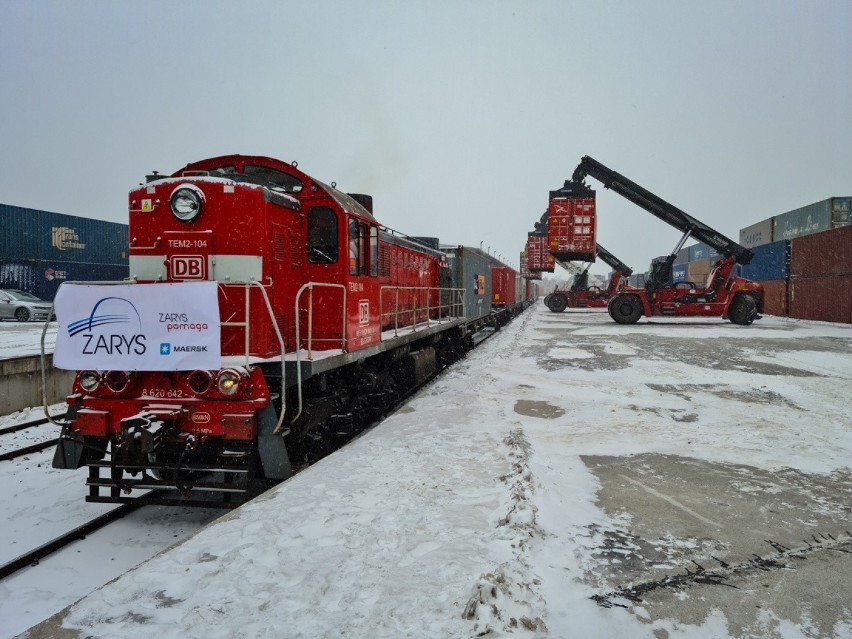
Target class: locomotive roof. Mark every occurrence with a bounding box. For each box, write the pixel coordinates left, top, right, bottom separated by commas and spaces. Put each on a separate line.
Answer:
170, 155, 377, 222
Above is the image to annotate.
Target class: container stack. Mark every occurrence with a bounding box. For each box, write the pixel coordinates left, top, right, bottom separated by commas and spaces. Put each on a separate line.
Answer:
0, 203, 129, 301
737, 197, 851, 323
788, 225, 852, 323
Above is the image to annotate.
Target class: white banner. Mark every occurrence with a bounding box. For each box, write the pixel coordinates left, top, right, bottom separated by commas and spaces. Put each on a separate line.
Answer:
54, 282, 221, 371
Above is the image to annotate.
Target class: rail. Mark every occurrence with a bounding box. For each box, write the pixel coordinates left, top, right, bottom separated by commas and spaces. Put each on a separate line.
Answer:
40, 279, 130, 427
287, 282, 347, 429
221, 281, 287, 434
379, 286, 466, 337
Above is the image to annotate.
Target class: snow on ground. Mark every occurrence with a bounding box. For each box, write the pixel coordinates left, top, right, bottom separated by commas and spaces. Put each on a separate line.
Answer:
0, 406, 221, 639
11, 307, 852, 639
0, 322, 56, 360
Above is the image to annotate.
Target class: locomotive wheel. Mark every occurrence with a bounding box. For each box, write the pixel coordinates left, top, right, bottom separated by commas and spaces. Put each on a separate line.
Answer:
547, 294, 568, 313
728, 293, 757, 325
608, 295, 642, 325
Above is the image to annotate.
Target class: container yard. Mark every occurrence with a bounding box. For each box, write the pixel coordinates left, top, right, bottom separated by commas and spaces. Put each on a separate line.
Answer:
0, 204, 129, 302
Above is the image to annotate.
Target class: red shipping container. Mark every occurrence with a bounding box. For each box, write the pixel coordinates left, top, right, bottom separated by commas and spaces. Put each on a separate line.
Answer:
491, 266, 517, 307
790, 224, 852, 277
760, 279, 789, 317
789, 275, 852, 324
547, 196, 596, 262
526, 234, 555, 272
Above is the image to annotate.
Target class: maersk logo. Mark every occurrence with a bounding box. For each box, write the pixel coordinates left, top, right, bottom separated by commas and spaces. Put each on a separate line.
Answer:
159, 343, 208, 355
52, 227, 86, 251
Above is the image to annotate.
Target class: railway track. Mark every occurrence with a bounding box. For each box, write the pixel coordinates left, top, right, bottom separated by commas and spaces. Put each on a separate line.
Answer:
0, 501, 145, 580
0, 412, 66, 462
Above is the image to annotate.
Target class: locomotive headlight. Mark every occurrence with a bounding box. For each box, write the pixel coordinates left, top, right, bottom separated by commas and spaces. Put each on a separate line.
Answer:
188, 370, 214, 396
217, 370, 242, 396
79, 370, 101, 393
104, 370, 131, 394
169, 185, 204, 221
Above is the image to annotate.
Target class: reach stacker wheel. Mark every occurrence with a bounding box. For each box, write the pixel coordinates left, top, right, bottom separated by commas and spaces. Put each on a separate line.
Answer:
608, 295, 642, 325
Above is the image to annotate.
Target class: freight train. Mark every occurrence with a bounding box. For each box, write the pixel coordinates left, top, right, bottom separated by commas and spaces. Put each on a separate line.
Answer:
51, 154, 534, 507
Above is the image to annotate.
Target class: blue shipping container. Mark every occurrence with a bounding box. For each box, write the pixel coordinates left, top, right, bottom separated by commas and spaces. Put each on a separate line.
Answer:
0, 259, 129, 301
740, 240, 790, 282
0, 203, 129, 265
672, 265, 687, 282
687, 242, 721, 263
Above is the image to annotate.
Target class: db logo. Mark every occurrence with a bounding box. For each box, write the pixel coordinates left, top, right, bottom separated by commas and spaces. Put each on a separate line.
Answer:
359, 300, 369, 325
170, 255, 206, 280
191, 412, 211, 424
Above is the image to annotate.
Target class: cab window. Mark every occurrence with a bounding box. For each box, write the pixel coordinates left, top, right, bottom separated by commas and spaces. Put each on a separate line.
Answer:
370, 227, 378, 276
348, 218, 371, 275
308, 207, 338, 264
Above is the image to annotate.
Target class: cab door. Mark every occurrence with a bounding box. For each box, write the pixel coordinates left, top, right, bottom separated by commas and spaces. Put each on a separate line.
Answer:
345, 217, 381, 350
299, 206, 346, 351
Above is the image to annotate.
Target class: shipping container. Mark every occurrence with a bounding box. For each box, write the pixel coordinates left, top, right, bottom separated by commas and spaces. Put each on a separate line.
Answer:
759, 279, 789, 317
0, 203, 129, 264
627, 273, 647, 288
672, 264, 688, 282
772, 197, 851, 242
687, 258, 712, 286
491, 266, 517, 307
740, 240, 790, 281
0, 259, 129, 301
687, 242, 720, 263
547, 196, 596, 262
789, 275, 852, 324
676, 246, 690, 264
526, 234, 554, 272
790, 224, 852, 278
445, 246, 493, 323
739, 218, 774, 248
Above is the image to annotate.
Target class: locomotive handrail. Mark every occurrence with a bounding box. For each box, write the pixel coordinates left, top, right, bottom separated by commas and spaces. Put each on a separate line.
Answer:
40, 279, 133, 428
221, 281, 287, 435
379, 286, 466, 337
290, 282, 347, 428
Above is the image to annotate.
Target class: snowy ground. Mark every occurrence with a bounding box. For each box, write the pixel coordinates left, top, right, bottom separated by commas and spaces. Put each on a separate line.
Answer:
13, 306, 852, 639
0, 406, 221, 639
0, 321, 56, 360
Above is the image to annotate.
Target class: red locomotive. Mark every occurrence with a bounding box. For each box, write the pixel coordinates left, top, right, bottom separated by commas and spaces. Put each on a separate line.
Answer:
52, 154, 531, 506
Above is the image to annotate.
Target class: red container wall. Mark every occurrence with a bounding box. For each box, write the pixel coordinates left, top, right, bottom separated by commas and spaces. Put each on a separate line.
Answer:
760, 279, 789, 317
491, 266, 517, 306
789, 275, 852, 324
527, 235, 554, 272
790, 225, 852, 277
547, 197, 596, 261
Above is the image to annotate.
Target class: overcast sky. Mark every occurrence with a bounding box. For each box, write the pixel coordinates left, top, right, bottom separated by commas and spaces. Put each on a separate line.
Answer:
2, 1, 850, 275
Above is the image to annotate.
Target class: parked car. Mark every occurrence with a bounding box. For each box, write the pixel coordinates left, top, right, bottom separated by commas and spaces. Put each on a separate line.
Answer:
0, 289, 55, 322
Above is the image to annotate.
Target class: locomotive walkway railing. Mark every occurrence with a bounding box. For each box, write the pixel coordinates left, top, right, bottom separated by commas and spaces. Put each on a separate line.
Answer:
294, 282, 348, 358
379, 286, 466, 337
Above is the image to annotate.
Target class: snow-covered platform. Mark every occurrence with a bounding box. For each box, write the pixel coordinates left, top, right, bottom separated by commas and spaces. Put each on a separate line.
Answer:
19, 306, 852, 639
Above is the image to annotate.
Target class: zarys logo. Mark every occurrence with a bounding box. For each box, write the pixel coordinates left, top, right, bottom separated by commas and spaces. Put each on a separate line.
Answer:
67, 297, 147, 355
